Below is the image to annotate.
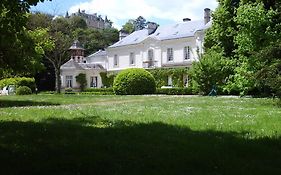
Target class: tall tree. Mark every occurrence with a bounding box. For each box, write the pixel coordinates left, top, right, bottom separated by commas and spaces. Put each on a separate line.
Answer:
68, 16, 87, 30
134, 16, 147, 31
45, 32, 71, 93
72, 28, 119, 55
204, 0, 240, 57
0, 0, 50, 78
122, 19, 135, 34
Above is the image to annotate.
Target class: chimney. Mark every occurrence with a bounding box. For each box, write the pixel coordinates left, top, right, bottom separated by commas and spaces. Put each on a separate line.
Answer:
183, 18, 191, 22
146, 22, 158, 35
119, 30, 129, 41
204, 8, 211, 25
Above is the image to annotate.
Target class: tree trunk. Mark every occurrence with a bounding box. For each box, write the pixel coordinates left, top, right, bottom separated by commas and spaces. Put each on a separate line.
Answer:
55, 67, 61, 94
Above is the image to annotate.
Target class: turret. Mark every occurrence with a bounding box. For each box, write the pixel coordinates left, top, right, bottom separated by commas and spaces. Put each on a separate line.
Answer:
69, 40, 86, 63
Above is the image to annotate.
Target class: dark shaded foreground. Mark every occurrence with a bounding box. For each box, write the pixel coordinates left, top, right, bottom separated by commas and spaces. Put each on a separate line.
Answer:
0, 115, 280, 175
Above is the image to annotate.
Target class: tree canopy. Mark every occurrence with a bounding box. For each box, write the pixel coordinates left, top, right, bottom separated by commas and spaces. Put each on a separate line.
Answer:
193, 0, 281, 97
0, 0, 51, 78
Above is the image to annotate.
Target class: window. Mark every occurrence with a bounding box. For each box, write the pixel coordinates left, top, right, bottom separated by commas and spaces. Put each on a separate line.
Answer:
130, 52, 135, 65
90, 76, 98, 88
114, 54, 118, 67
167, 48, 173, 61
183, 75, 189, 87
66, 75, 73, 88
148, 49, 154, 61
168, 75, 173, 86
184, 46, 191, 60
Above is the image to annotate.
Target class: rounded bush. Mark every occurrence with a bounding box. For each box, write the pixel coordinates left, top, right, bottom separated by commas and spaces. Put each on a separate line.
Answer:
16, 86, 32, 95
113, 68, 156, 95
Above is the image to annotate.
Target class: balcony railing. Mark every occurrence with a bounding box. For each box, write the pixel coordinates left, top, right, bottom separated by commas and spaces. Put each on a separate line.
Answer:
143, 60, 157, 68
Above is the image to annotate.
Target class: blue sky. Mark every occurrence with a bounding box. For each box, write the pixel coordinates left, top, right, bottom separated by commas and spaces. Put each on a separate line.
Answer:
31, 0, 218, 29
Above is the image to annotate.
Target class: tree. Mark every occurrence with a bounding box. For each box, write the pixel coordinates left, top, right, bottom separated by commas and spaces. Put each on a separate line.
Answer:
0, 0, 50, 78
45, 31, 71, 93
204, 0, 240, 57
255, 41, 281, 98
134, 16, 147, 31
226, 2, 281, 96
201, 0, 281, 96
72, 28, 119, 55
75, 73, 87, 91
27, 12, 53, 30
68, 16, 87, 30
122, 19, 135, 34
51, 17, 71, 35
189, 49, 233, 95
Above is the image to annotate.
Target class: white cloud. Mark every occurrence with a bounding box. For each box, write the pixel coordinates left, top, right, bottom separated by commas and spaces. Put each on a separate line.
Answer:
69, 0, 218, 28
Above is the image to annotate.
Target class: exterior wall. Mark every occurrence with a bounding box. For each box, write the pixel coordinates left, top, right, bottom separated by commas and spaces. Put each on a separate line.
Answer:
84, 69, 104, 88
61, 69, 84, 89
86, 55, 107, 69
107, 45, 145, 72
61, 69, 105, 90
106, 33, 204, 72
161, 37, 198, 67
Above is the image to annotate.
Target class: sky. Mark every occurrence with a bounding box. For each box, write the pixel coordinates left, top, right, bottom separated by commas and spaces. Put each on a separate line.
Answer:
31, 0, 218, 29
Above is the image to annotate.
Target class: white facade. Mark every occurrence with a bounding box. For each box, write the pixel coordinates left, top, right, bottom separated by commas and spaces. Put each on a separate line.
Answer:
60, 9, 211, 89
106, 20, 208, 73
61, 68, 104, 89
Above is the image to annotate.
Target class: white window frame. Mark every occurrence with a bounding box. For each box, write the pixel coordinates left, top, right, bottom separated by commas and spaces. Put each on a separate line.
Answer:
148, 49, 154, 61
114, 54, 118, 67
90, 76, 98, 88
66, 75, 73, 88
184, 46, 191, 60
130, 52, 135, 65
167, 48, 174, 62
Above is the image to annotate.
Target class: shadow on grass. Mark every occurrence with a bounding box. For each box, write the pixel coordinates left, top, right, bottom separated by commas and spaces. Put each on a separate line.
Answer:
0, 99, 60, 108
0, 116, 281, 175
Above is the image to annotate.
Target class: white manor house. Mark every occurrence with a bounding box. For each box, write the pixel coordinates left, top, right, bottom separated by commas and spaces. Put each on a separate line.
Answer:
60, 8, 212, 89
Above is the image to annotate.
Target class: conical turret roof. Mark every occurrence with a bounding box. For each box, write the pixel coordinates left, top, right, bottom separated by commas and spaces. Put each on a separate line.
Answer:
69, 40, 85, 50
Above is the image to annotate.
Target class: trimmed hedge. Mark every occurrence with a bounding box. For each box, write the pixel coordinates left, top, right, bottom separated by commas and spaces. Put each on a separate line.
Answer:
83, 88, 114, 95
113, 68, 156, 95
0, 77, 36, 92
16, 86, 32, 95
156, 87, 193, 95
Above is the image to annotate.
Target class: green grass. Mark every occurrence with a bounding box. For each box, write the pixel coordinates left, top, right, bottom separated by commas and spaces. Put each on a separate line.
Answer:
0, 95, 281, 175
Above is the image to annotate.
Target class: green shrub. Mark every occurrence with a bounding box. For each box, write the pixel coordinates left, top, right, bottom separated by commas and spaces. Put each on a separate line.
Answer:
113, 68, 156, 95
155, 87, 193, 95
85, 88, 114, 95
0, 77, 36, 92
75, 73, 87, 91
189, 50, 233, 95
148, 68, 189, 88
100, 72, 116, 88
16, 86, 32, 95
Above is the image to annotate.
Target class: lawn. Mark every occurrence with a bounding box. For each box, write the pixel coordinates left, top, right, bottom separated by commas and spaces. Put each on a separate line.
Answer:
0, 94, 281, 175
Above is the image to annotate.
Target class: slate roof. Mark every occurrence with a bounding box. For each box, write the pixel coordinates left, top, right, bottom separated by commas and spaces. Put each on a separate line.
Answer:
87, 50, 107, 57
61, 59, 84, 70
61, 59, 105, 70
109, 29, 150, 48
69, 40, 85, 50
150, 20, 206, 41
109, 20, 209, 48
